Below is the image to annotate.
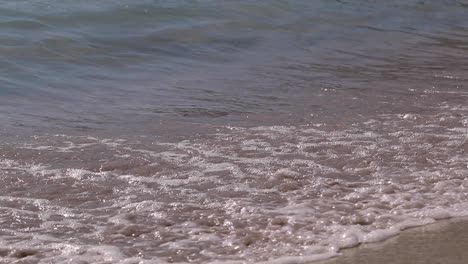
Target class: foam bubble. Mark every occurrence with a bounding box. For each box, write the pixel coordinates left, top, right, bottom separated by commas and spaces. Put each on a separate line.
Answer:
2, 103, 468, 262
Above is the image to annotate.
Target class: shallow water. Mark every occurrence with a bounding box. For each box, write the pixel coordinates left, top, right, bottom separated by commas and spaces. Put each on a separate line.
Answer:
1, 1, 468, 263
2, 0, 467, 131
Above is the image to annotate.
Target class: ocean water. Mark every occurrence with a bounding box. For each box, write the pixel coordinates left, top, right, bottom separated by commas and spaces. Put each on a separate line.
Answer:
1, 1, 468, 263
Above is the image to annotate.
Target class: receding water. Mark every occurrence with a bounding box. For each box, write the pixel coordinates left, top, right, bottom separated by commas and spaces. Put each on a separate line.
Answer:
1, 1, 468, 263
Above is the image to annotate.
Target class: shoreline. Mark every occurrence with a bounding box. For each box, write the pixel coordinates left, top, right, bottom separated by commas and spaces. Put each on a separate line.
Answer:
313, 217, 468, 264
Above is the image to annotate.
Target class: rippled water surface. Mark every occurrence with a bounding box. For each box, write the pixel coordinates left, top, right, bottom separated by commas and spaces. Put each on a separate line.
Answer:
1, 1, 468, 263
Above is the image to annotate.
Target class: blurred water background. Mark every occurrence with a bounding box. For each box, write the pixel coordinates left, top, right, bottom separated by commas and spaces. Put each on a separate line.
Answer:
0, 0, 466, 133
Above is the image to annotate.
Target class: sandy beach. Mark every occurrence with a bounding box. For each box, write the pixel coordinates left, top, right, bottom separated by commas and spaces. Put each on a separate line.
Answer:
315, 217, 468, 264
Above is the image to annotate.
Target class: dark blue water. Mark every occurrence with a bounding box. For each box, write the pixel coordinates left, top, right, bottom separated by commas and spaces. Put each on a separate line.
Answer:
2, 0, 467, 132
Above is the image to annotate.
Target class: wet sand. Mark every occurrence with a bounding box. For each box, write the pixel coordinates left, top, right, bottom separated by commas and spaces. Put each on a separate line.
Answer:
315, 217, 468, 264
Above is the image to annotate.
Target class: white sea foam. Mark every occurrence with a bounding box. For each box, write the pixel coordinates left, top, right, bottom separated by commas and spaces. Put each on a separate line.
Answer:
1, 104, 468, 263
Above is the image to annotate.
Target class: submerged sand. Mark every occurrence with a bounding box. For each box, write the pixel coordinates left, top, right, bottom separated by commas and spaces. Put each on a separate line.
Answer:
315, 217, 468, 264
